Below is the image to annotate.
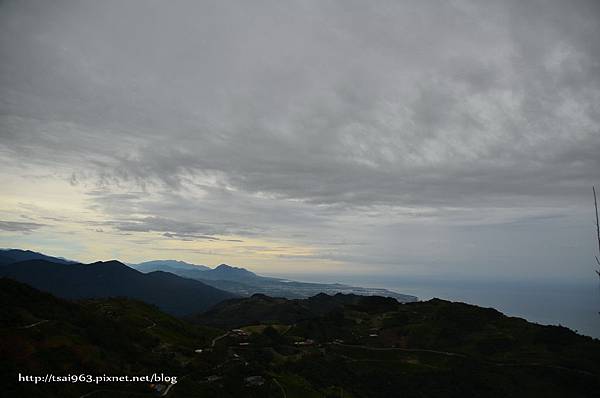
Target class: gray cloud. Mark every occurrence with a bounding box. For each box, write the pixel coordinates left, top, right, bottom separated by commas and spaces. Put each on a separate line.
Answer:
1, 1, 598, 207
0, 0, 599, 280
0, 220, 46, 233
161, 232, 243, 243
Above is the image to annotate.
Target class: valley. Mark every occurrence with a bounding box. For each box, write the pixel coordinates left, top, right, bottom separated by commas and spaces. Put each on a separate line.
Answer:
2, 276, 599, 397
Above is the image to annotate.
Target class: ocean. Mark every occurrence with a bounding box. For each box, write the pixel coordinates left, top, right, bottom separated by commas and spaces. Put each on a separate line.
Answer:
269, 273, 600, 339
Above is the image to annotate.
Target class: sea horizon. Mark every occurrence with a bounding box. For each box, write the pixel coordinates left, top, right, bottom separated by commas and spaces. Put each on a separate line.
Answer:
267, 272, 600, 339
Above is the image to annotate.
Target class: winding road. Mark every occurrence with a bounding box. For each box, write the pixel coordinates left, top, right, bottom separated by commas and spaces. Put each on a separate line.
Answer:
330, 342, 467, 357
211, 332, 230, 347
273, 378, 287, 398
330, 342, 596, 377
17, 319, 50, 329
142, 317, 156, 330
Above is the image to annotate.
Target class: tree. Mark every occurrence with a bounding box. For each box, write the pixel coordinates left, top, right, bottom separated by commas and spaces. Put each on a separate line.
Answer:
594, 186, 600, 279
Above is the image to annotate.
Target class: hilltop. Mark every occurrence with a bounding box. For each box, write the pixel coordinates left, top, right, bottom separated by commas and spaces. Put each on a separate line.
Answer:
132, 259, 212, 272
0, 248, 76, 265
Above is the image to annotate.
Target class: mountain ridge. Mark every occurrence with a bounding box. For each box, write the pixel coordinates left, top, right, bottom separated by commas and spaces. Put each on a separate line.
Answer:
1, 248, 417, 302
132, 259, 211, 272
0, 259, 236, 315
132, 260, 417, 302
0, 248, 76, 265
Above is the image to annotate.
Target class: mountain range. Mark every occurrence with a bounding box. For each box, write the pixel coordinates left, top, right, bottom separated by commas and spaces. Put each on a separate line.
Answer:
0, 257, 235, 315
0, 248, 75, 265
132, 259, 211, 272
131, 260, 272, 281
129, 259, 417, 302
0, 248, 415, 317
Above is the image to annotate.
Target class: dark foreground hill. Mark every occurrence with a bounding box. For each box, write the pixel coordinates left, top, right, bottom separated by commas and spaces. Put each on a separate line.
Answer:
0, 277, 223, 398
0, 260, 236, 315
193, 293, 600, 397
2, 277, 600, 397
194, 293, 400, 328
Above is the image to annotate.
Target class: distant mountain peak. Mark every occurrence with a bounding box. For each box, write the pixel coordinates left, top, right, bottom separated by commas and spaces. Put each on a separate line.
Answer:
87, 260, 129, 267
133, 259, 210, 272
215, 263, 240, 270
213, 263, 256, 275
250, 293, 271, 300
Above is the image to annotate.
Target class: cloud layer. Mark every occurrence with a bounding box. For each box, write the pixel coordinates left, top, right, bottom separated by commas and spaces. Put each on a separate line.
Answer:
1, 0, 599, 280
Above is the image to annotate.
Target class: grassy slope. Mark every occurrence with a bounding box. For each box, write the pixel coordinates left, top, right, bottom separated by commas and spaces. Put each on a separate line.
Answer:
3, 277, 600, 397
198, 295, 600, 398
0, 277, 222, 397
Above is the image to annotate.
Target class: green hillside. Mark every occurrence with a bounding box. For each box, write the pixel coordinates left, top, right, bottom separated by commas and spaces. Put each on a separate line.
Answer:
0, 277, 221, 397
2, 278, 600, 397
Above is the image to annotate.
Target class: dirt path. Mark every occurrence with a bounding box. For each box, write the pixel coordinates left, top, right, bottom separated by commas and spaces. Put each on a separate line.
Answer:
331, 342, 467, 357
330, 342, 597, 377
142, 317, 156, 330
211, 332, 229, 347
273, 378, 287, 398
18, 319, 50, 329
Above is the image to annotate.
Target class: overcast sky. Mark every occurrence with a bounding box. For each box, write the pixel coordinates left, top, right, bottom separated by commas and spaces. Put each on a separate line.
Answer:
1, 0, 599, 282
